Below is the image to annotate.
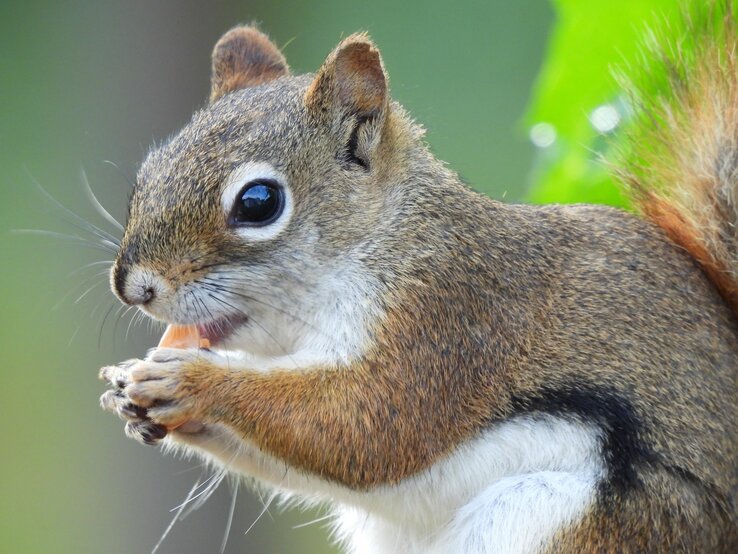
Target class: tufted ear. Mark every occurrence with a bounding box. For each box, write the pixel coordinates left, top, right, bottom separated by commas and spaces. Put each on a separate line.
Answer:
306, 33, 387, 120
305, 33, 389, 168
209, 26, 289, 103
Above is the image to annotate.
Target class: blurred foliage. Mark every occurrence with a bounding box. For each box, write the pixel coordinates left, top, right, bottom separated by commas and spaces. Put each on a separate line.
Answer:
524, 0, 682, 206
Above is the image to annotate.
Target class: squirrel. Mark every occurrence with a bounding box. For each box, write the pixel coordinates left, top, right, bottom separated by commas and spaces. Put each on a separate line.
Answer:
99, 6, 738, 553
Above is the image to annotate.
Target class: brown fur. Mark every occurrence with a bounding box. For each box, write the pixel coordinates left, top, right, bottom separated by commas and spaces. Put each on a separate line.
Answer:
546, 468, 738, 552
640, 195, 738, 314
306, 34, 387, 118
108, 24, 738, 552
209, 26, 289, 103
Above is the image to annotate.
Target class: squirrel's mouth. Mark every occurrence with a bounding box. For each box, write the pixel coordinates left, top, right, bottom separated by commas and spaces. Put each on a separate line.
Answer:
197, 313, 248, 346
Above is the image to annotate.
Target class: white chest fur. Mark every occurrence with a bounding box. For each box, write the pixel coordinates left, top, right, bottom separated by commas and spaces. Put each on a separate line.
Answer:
171, 414, 605, 554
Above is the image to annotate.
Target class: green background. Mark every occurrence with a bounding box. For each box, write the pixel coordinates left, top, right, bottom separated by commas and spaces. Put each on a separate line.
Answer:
0, 0, 674, 552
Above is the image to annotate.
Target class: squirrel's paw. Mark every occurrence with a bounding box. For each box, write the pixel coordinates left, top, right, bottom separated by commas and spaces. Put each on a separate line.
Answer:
100, 359, 151, 423
100, 359, 166, 445
100, 348, 226, 444
125, 347, 223, 429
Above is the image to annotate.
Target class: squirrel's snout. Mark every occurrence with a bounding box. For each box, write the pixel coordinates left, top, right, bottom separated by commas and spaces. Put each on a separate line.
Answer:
127, 285, 155, 306
111, 262, 157, 306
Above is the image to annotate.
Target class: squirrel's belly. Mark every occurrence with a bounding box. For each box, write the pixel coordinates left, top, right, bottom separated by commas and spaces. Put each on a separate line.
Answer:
330, 414, 604, 554
334, 472, 597, 554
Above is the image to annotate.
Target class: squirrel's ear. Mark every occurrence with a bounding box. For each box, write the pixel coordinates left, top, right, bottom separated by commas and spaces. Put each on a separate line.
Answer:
305, 33, 388, 168
306, 33, 387, 118
210, 26, 289, 103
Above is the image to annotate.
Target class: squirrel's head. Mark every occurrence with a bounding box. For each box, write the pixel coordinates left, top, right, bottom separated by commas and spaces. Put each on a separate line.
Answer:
112, 27, 423, 356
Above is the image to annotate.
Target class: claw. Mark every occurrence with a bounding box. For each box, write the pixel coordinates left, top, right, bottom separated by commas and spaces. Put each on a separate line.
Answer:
120, 401, 148, 420
99, 359, 137, 389
100, 389, 149, 422
125, 420, 168, 446
99, 389, 120, 412
100, 348, 214, 445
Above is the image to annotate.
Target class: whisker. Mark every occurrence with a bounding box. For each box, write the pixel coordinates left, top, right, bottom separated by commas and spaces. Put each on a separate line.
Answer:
52, 268, 110, 311
198, 290, 245, 346
87, 298, 106, 321
151, 473, 205, 554
124, 308, 138, 343
26, 172, 121, 247
102, 159, 136, 189
244, 490, 279, 536
74, 280, 105, 304
126, 308, 148, 343
66, 326, 81, 348
68, 259, 113, 278
111, 304, 133, 347
181, 467, 229, 519
195, 294, 218, 328
12, 229, 118, 254
169, 471, 224, 513
253, 487, 276, 523
192, 261, 225, 273
198, 278, 322, 337
80, 168, 125, 232
203, 289, 300, 366
220, 480, 238, 554
292, 513, 334, 529
188, 290, 205, 329
193, 292, 232, 350
152, 446, 245, 553
98, 302, 119, 349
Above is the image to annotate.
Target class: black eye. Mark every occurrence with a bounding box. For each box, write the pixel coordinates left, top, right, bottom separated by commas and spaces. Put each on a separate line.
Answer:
229, 180, 284, 226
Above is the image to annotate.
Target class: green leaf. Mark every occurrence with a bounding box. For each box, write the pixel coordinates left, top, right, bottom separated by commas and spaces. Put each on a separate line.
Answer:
525, 0, 682, 207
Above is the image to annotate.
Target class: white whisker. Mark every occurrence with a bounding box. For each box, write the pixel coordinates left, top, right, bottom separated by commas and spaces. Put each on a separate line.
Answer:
220, 480, 239, 554
68, 259, 113, 278
81, 168, 125, 232
169, 471, 224, 513
244, 490, 279, 536
26, 172, 121, 247
292, 513, 334, 529
12, 229, 117, 254
151, 474, 204, 554
74, 280, 105, 304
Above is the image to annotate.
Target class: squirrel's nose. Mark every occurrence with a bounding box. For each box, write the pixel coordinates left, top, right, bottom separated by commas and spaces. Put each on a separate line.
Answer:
111, 263, 157, 306
137, 286, 156, 305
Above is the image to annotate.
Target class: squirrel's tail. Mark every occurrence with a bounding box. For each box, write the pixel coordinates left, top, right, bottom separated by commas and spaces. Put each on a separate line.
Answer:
617, 0, 738, 316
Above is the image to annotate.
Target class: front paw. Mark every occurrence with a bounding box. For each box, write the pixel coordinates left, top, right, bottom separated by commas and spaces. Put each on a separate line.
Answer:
99, 383, 169, 446
100, 348, 222, 438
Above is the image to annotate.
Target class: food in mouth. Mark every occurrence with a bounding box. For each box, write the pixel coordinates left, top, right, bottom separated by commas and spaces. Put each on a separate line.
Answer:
158, 324, 211, 349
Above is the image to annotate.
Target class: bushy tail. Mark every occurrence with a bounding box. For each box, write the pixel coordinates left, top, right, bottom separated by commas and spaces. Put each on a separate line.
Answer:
617, 0, 738, 315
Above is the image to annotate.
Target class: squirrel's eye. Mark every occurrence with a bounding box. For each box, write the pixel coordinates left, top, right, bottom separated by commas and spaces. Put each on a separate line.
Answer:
229, 180, 284, 226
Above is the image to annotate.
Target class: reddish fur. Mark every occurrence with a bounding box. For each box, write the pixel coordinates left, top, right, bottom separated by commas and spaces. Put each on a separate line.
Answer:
643, 194, 738, 314
173, 286, 512, 488
305, 34, 388, 117
210, 27, 289, 103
